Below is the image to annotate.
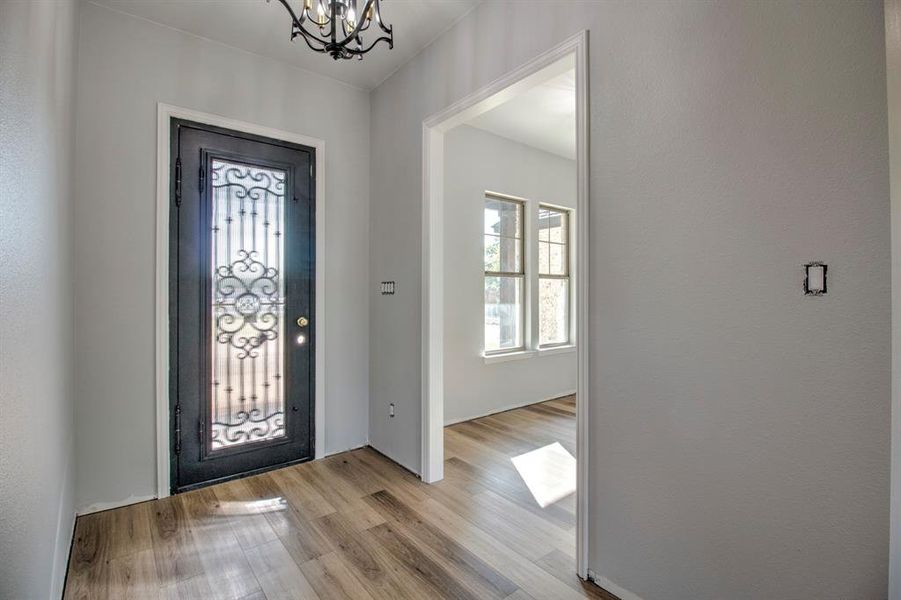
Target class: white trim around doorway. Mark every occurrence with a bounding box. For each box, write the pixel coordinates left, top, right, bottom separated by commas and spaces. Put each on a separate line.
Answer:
420, 30, 591, 578
155, 103, 326, 499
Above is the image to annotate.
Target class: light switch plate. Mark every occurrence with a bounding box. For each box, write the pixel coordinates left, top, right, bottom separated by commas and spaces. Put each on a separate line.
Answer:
804, 262, 827, 296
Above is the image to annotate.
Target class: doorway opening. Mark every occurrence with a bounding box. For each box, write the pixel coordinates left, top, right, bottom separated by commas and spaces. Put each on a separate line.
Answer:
421, 32, 590, 578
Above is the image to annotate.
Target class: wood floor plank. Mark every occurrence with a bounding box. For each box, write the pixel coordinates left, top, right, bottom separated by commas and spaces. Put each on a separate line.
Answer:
407, 496, 588, 600
64, 511, 113, 599
472, 488, 575, 558
65, 502, 157, 598
159, 573, 216, 600
444, 428, 521, 474
241, 471, 336, 565
271, 503, 335, 566
301, 459, 387, 532
146, 494, 205, 586
179, 487, 262, 600
106, 501, 154, 559
525, 402, 576, 420
445, 456, 576, 526
65, 396, 618, 600
106, 548, 160, 600
299, 551, 377, 600
351, 448, 431, 507
311, 511, 424, 600
365, 522, 483, 600
320, 451, 385, 497
267, 465, 336, 520
213, 477, 281, 550
505, 591, 538, 600
415, 478, 556, 563
363, 489, 518, 599
243, 538, 320, 600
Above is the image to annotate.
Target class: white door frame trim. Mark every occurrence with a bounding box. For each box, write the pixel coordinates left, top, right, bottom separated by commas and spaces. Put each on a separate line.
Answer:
420, 30, 591, 578
155, 103, 326, 499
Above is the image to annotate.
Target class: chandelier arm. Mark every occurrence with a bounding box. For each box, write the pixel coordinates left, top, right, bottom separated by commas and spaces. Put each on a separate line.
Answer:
273, 0, 392, 60
294, 26, 330, 53
329, 2, 338, 44
371, 0, 392, 35
274, 0, 305, 29
303, 0, 332, 25
341, 31, 392, 56
275, 0, 331, 50
330, 0, 381, 47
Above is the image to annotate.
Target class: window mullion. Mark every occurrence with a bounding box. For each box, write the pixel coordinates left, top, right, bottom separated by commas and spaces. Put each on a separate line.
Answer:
527, 200, 540, 351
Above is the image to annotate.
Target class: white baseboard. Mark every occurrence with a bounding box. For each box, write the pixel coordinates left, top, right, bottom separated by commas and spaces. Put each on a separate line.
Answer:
323, 442, 369, 458
367, 441, 422, 477
587, 570, 644, 600
78, 442, 368, 516
50, 450, 76, 599
77, 493, 157, 516
444, 389, 577, 426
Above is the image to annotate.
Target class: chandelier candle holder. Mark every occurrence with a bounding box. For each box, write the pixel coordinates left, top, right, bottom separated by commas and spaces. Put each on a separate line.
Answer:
271, 0, 393, 60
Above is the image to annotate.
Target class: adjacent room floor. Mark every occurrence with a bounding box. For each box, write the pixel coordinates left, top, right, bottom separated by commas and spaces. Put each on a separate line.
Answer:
64, 396, 613, 599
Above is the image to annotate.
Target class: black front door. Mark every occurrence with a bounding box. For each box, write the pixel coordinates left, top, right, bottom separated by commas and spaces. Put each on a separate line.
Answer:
170, 119, 315, 492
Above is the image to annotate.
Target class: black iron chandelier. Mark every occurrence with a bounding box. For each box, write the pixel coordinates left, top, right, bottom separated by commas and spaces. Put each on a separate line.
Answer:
272, 0, 393, 60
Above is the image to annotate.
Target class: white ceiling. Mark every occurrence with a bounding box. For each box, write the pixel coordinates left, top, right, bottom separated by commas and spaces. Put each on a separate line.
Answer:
466, 67, 576, 160
89, 0, 481, 90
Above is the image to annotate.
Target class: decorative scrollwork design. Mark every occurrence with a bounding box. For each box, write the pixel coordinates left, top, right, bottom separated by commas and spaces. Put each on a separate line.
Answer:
211, 410, 285, 448
212, 162, 285, 202
209, 158, 288, 450
215, 250, 282, 359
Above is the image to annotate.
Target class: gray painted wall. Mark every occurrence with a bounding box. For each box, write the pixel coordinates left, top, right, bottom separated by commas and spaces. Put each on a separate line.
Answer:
443, 125, 576, 425
73, 2, 371, 512
886, 0, 901, 597
0, 0, 79, 597
369, 2, 891, 598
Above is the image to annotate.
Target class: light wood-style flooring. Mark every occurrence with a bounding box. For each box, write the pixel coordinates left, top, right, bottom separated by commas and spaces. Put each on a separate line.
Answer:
64, 396, 616, 599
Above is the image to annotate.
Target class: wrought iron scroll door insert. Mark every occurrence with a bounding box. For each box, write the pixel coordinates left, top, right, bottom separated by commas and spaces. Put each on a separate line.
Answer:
171, 120, 315, 492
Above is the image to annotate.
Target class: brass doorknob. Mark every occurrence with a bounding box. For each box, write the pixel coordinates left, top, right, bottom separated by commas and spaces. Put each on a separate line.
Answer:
296, 317, 309, 327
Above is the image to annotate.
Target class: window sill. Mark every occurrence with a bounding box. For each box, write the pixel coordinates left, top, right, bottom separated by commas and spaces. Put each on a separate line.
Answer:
537, 344, 577, 356
483, 344, 576, 364
483, 350, 537, 364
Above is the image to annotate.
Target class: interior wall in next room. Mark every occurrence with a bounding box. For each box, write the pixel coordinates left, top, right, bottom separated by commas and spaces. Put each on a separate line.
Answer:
443, 125, 577, 425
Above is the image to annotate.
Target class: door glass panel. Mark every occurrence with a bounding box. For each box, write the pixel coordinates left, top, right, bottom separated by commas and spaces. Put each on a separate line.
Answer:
210, 159, 287, 450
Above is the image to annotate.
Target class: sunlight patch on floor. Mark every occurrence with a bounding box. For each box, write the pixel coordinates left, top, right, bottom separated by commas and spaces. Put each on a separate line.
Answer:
215, 497, 287, 515
511, 441, 576, 508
